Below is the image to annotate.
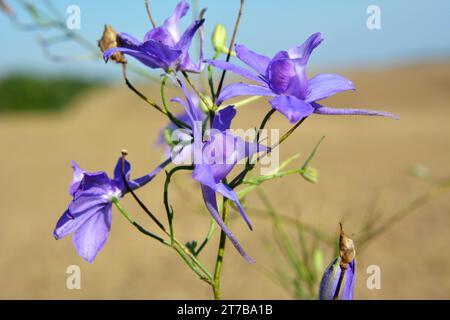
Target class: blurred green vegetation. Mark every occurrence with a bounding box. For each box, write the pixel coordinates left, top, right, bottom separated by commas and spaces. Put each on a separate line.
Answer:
0, 73, 103, 113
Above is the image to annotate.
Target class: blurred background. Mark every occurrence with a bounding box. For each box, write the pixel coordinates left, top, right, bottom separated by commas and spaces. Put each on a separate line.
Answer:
0, 0, 449, 299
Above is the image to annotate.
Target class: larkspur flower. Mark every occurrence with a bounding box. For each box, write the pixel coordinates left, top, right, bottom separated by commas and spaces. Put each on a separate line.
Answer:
103, 0, 204, 73
156, 92, 206, 162
170, 80, 268, 262
54, 157, 170, 263
209, 32, 398, 123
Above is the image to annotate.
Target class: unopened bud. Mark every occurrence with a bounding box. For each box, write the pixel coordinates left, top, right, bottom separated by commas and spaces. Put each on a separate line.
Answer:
212, 24, 227, 52
301, 166, 318, 183
319, 257, 356, 300
98, 25, 126, 64
319, 224, 356, 300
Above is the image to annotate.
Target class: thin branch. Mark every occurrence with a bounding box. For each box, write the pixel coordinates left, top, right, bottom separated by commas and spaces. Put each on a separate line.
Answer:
215, 0, 245, 99
122, 64, 166, 115
120, 151, 167, 233
145, 0, 157, 28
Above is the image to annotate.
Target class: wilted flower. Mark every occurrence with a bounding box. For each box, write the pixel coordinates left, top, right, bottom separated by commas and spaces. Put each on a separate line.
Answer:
171, 80, 268, 262
53, 158, 170, 262
104, 0, 204, 73
319, 224, 356, 300
98, 25, 126, 64
209, 33, 398, 123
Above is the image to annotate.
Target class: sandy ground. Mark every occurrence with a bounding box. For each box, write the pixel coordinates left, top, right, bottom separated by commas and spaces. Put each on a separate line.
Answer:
0, 61, 449, 299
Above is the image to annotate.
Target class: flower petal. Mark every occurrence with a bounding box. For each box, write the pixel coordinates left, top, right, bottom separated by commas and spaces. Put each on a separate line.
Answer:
216, 83, 276, 106
69, 161, 85, 196
141, 40, 182, 68
215, 182, 253, 230
79, 172, 111, 191
145, 0, 190, 43
312, 102, 400, 119
235, 44, 271, 75
319, 257, 341, 300
207, 60, 264, 84
72, 205, 112, 263
118, 32, 143, 49
69, 192, 110, 216
130, 158, 172, 191
192, 162, 217, 189
144, 27, 175, 47
234, 136, 269, 161
319, 258, 356, 300
288, 32, 323, 61
113, 157, 131, 188
53, 207, 99, 240
306, 74, 355, 103
104, 47, 161, 69
342, 260, 356, 300
200, 185, 254, 263
202, 133, 237, 182
269, 95, 314, 123
268, 57, 307, 99
175, 19, 204, 55
212, 105, 236, 132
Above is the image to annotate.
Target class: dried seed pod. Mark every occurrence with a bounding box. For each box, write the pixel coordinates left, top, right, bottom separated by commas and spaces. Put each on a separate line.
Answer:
98, 25, 126, 64
339, 223, 356, 266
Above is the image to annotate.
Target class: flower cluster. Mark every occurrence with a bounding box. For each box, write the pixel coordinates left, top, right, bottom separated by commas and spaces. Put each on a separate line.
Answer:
54, 0, 397, 299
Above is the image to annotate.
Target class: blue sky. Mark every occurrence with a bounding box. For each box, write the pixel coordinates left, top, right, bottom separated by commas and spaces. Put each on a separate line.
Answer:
1, 0, 449, 80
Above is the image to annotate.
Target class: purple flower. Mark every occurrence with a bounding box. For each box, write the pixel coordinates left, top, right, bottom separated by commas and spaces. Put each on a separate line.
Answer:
156, 93, 206, 161
104, 0, 204, 73
209, 32, 398, 123
54, 158, 170, 263
172, 80, 267, 262
319, 258, 356, 300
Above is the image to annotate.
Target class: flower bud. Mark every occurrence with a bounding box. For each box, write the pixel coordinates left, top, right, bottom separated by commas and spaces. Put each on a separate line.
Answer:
212, 24, 236, 57
301, 166, 318, 183
319, 224, 356, 300
98, 25, 126, 64
212, 24, 227, 52
319, 257, 356, 300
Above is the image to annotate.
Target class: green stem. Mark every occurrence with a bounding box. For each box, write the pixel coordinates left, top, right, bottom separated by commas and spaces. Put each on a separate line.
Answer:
217, 96, 262, 111
161, 75, 192, 130
163, 166, 193, 244
182, 71, 212, 110
208, 52, 220, 101
230, 108, 276, 188
212, 198, 230, 300
195, 218, 218, 256
114, 193, 212, 284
